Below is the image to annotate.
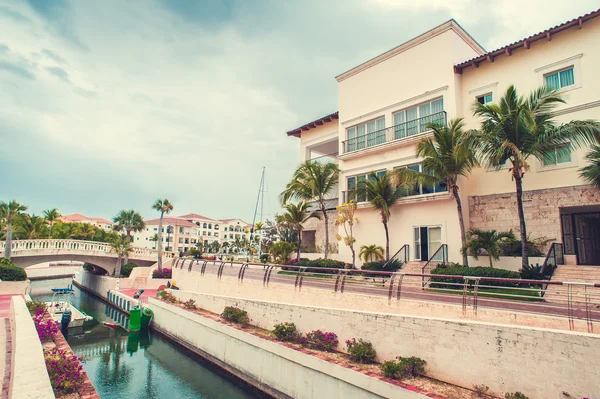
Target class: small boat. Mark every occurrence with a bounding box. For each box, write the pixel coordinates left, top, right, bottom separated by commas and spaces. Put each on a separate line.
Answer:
102, 321, 118, 329
46, 286, 93, 328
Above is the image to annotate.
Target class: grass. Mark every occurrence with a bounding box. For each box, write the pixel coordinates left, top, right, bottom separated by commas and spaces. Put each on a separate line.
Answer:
429, 286, 544, 302
277, 271, 334, 279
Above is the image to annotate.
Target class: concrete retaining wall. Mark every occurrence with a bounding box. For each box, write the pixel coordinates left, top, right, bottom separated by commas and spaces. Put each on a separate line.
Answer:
0, 281, 30, 295
467, 256, 546, 272
8, 296, 54, 399
149, 297, 426, 399
168, 289, 600, 399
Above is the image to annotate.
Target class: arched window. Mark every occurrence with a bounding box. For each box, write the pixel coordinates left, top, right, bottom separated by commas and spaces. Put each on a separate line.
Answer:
203, 223, 207, 228
208, 224, 212, 229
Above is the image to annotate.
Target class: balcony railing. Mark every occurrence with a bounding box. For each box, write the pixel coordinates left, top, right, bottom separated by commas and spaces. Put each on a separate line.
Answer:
308, 153, 339, 165
342, 111, 447, 154
306, 198, 339, 212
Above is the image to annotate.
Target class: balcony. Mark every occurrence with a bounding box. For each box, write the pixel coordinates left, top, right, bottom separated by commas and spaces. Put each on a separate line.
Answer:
341, 111, 447, 155
306, 198, 339, 212
342, 185, 449, 205
309, 153, 339, 165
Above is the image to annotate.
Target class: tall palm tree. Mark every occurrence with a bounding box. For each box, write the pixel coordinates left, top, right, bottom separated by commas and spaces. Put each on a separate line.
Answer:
580, 145, 600, 187
359, 244, 384, 263
471, 85, 600, 269
19, 214, 46, 239
150, 233, 159, 249
280, 161, 339, 259
356, 172, 409, 260
0, 200, 28, 258
152, 199, 173, 270
409, 118, 478, 266
109, 236, 133, 277
463, 229, 515, 268
279, 202, 321, 260
113, 210, 145, 264
43, 208, 61, 239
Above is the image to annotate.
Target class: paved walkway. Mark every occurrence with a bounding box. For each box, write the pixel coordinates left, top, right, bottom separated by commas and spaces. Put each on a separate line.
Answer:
119, 289, 158, 301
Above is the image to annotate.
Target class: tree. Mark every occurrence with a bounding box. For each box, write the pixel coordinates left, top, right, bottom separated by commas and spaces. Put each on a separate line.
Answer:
463, 229, 515, 268
335, 201, 358, 268
471, 85, 600, 269
152, 199, 173, 270
359, 245, 384, 263
18, 214, 46, 239
580, 145, 600, 187
150, 233, 159, 249
0, 200, 28, 258
211, 241, 221, 254
279, 202, 320, 260
109, 236, 133, 277
43, 208, 61, 239
410, 118, 478, 266
113, 209, 145, 264
356, 172, 410, 260
280, 161, 339, 259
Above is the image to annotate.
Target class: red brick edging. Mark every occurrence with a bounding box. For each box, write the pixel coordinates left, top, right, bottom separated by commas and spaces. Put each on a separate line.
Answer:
2, 318, 12, 399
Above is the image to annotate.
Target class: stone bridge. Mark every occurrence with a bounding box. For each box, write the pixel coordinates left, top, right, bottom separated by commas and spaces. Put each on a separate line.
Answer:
0, 239, 176, 275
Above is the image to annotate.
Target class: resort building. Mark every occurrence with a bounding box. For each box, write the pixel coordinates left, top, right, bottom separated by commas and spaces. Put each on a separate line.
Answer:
58, 214, 114, 231
133, 214, 252, 254
287, 9, 600, 268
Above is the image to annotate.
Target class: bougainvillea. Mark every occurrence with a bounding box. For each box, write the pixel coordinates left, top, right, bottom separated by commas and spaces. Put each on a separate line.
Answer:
44, 348, 86, 395
33, 309, 60, 342
302, 330, 338, 352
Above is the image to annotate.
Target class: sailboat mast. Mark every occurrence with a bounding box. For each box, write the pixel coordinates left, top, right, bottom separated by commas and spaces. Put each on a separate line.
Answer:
250, 167, 265, 247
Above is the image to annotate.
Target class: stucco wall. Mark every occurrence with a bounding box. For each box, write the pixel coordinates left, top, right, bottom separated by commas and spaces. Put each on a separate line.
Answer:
164, 290, 600, 399
9, 296, 54, 399
149, 297, 426, 399
0, 281, 30, 295
300, 210, 338, 256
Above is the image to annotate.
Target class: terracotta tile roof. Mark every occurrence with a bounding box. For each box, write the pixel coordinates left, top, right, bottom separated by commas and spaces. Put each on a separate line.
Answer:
178, 213, 216, 221
219, 218, 250, 225
59, 214, 90, 222
144, 217, 196, 227
90, 217, 113, 225
454, 8, 600, 73
286, 111, 339, 138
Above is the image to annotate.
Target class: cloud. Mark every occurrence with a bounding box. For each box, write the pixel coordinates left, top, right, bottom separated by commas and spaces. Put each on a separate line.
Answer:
0, 60, 35, 80
45, 65, 69, 83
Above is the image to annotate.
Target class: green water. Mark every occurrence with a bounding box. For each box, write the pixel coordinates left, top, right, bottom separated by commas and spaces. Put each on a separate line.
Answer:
31, 278, 266, 399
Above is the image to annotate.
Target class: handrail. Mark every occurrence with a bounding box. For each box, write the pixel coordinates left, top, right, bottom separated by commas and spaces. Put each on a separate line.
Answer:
539, 242, 564, 297
421, 244, 448, 288
383, 244, 409, 269
341, 111, 447, 154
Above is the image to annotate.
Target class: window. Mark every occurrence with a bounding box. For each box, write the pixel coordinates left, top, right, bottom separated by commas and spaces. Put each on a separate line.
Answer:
203, 223, 207, 228
543, 144, 572, 166
396, 164, 447, 196
346, 170, 386, 202
393, 98, 443, 140
208, 224, 212, 229
346, 117, 385, 152
545, 67, 575, 90
477, 93, 493, 105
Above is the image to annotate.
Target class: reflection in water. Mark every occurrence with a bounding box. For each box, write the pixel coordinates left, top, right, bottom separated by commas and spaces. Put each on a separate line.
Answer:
31, 278, 263, 399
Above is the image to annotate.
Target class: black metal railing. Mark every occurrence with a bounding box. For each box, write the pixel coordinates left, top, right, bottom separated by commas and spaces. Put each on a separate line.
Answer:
539, 243, 565, 297
308, 153, 339, 165
342, 111, 447, 154
385, 244, 409, 268
422, 244, 448, 288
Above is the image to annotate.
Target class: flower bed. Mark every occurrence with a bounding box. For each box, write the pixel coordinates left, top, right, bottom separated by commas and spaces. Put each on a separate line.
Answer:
152, 267, 172, 279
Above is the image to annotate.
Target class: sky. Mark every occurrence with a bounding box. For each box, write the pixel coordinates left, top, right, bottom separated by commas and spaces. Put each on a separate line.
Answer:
0, 0, 598, 223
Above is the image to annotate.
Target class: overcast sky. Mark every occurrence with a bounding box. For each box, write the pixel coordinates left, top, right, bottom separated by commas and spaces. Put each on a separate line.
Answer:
1, 0, 597, 222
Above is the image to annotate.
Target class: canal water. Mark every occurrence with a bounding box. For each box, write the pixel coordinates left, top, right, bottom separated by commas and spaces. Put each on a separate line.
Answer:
31, 277, 265, 399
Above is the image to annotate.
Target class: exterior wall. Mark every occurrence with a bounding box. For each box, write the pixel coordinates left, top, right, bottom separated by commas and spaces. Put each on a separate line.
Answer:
164, 289, 600, 399
469, 185, 600, 244
300, 210, 338, 256
0, 281, 30, 295
9, 296, 54, 399
150, 298, 426, 399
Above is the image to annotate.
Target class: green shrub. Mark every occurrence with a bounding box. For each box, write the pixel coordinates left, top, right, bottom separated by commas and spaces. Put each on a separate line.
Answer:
473, 384, 489, 397
271, 241, 296, 264
259, 254, 269, 263
380, 356, 426, 380
183, 299, 197, 310
499, 236, 549, 257
158, 290, 177, 303
26, 300, 47, 315
120, 263, 137, 277
361, 260, 402, 277
345, 338, 377, 363
430, 265, 521, 289
221, 306, 249, 325
520, 264, 544, 280
505, 393, 529, 399
272, 322, 300, 342
302, 330, 338, 352
0, 259, 27, 281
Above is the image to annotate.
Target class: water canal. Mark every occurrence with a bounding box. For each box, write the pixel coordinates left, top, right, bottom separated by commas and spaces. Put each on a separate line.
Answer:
31, 277, 267, 399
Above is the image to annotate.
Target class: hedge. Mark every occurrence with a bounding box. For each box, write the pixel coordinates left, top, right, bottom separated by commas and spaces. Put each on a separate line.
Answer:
430, 264, 521, 289
0, 259, 27, 281
120, 263, 138, 277
285, 258, 346, 274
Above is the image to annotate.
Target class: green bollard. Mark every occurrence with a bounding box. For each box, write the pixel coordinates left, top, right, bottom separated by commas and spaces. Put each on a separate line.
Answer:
129, 306, 141, 331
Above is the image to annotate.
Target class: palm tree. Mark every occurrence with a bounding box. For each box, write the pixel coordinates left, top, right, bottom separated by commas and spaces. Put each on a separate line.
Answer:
279, 202, 321, 260
150, 233, 159, 249
222, 241, 230, 253
471, 85, 600, 269
109, 236, 133, 277
463, 229, 515, 268
280, 161, 339, 259
113, 210, 145, 264
580, 145, 600, 187
359, 244, 384, 263
43, 208, 61, 239
410, 118, 478, 266
152, 199, 173, 270
0, 200, 28, 258
356, 172, 410, 260
19, 214, 46, 239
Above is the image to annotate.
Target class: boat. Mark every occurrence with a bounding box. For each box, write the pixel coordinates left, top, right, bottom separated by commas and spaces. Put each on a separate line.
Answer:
46, 286, 93, 328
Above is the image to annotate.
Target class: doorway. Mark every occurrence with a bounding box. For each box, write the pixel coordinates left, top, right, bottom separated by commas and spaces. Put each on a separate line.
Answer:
414, 226, 442, 261
561, 210, 600, 265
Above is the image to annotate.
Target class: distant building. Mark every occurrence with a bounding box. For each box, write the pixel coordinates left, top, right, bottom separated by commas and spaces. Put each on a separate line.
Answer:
58, 214, 114, 231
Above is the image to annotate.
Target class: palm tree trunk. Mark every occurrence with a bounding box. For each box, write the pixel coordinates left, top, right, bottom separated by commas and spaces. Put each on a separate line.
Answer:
383, 220, 390, 261
4, 220, 12, 259
115, 255, 122, 277
157, 212, 164, 270
514, 176, 528, 269
489, 255, 493, 268
124, 231, 131, 265
452, 187, 469, 266
296, 226, 302, 260
321, 205, 329, 260
350, 245, 356, 269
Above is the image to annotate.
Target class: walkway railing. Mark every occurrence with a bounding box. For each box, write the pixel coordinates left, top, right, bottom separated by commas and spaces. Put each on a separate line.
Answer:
172, 256, 600, 333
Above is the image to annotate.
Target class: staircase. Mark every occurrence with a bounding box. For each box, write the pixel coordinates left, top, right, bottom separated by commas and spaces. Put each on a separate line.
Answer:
400, 261, 427, 287
545, 265, 600, 302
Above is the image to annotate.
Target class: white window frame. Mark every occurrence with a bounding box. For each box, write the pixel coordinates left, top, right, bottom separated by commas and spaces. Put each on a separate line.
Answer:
476, 92, 493, 105
534, 54, 583, 94
413, 225, 444, 261
391, 97, 444, 139
538, 142, 578, 172
346, 169, 387, 203
345, 116, 386, 152
469, 82, 498, 106
394, 163, 448, 196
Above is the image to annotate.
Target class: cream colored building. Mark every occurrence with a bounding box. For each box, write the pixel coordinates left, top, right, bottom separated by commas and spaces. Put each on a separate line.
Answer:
58, 214, 114, 231
287, 10, 600, 267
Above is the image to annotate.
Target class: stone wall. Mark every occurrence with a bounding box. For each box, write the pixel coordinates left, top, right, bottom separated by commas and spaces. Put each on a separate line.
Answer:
469, 185, 600, 244
301, 210, 338, 255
